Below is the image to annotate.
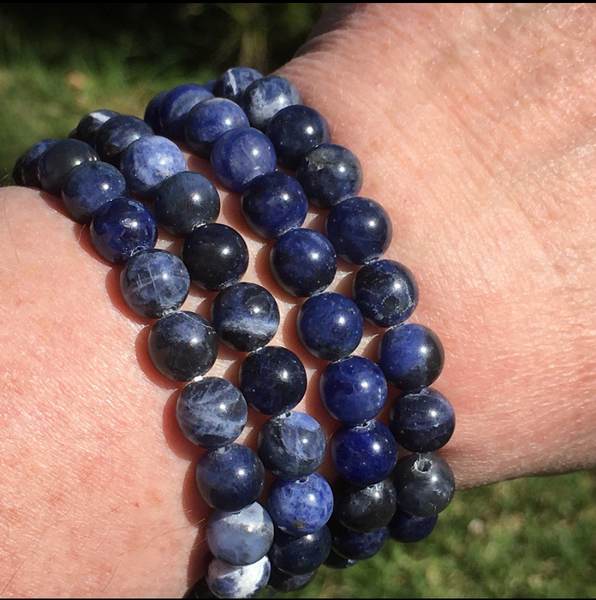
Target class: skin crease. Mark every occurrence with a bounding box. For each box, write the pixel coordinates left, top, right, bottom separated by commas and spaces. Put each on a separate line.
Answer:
0, 3, 595, 597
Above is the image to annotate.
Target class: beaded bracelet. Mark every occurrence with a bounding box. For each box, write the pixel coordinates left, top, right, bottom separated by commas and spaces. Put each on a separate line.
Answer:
12, 65, 457, 600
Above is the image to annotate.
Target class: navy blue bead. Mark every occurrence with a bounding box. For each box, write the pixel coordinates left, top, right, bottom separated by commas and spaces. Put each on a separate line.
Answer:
185, 98, 249, 158
207, 556, 271, 599
270, 527, 331, 576
353, 259, 418, 327
176, 377, 247, 448
320, 356, 387, 426
154, 171, 220, 238
211, 282, 279, 352
331, 525, 389, 560
75, 109, 118, 146
148, 311, 218, 381
203, 79, 216, 94
271, 229, 337, 297
297, 292, 363, 361
268, 473, 334, 536
62, 161, 127, 224
324, 549, 359, 570
182, 223, 248, 291
14, 139, 58, 187
241, 172, 308, 239
158, 84, 214, 140
90, 197, 158, 265
331, 420, 397, 487
258, 411, 327, 480
95, 115, 153, 166
266, 105, 331, 170
239, 346, 306, 415
196, 444, 265, 512
268, 567, 317, 593
213, 68, 262, 103
378, 323, 445, 390
210, 127, 276, 192
12, 152, 25, 185
388, 507, 438, 543
297, 144, 363, 209
144, 91, 168, 134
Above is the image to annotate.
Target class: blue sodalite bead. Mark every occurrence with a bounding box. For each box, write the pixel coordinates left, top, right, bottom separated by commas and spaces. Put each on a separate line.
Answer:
196, 444, 265, 512
203, 79, 216, 94
378, 323, 445, 390
331, 525, 389, 560
120, 135, 186, 200
148, 311, 218, 381
120, 249, 190, 319
268, 473, 334, 536
158, 84, 214, 141
297, 292, 363, 361
176, 377, 247, 448
211, 282, 280, 352
271, 229, 337, 297
75, 109, 118, 146
353, 259, 418, 327
154, 171, 220, 238
266, 105, 331, 170
206, 502, 274, 566
13, 139, 58, 187
206, 555, 270, 600
62, 161, 127, 224
268, 567, 317, 593
241, 172, 308, 239
258, 411, 327, 480
213, 67, 262, 103
210, 127, 276, 192
331, 420, 397, 487
297, 144, 363, 209
320, 356, 387, 426
38, 139, 99, 197
269, 527, 331, 576
239, 346, 306, 415
95, 115, 153, 166
240, 75, 301, 131
326, 197, 392, 264
185, 98, 250, 158
324, 549, 359, 570
182, 223, 248, 291
144, 91, 168, 134
393, 453, 455, 517
388, 507, 438, 543
90, 197, 158, 265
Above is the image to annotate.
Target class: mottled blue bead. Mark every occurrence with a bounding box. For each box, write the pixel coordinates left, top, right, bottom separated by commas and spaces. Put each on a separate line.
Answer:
271, 229, 337, 297
62, 161, 127, 224
266, 105, 331, 170
158, 84, 214, 140
203, 79, 216, 94
206, 555, 270, 599
95, 115, 153, 166
213, 67, 262, 103
90, 197, 158, 265
378, 323, 445, 390
388, 507, 438, 543
297, 292, 363, 361
144, 91, 168, 134
270, 527, 331, 576
75, 109, 118, 146
241, 172, 308, 239
331, 525, 389, 560
211, 282, 280, 352
258, 411, 327, 480
320, 356, 387, 426
297, 144, 363, 209
268, 567, 317, 593
176, 377, 247, 448
13, 139, 58, 187
331, 420, 397, 487
210, 127, 276, 192
324, 549, 359, 570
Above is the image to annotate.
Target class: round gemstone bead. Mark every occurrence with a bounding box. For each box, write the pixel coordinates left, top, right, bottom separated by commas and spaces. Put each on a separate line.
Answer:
271, 229, 337, 297
182, 223, 248, 291
62, 161, 127, 224
148, 311, 218, 381
268, 473, 334, 536
378, 323, 445, 390
90, 197, 158, 265
75, 109, 118, 146
331, 525, 389, 560
269, 526, 331, 576
258, 411, 327, 480
320, 356, 387, 426
324, 549, 359, 570
268, 567, 317, 593
297, 292, 363, 361
210, 127, 276, 192
331, 420, 397, 487
144, 91, 168, 134
241, 172, 308, 239
176, 377, 247, 448
13, 139, 58, 187
95, 115, 153, 166
12, 153, 25, 185
202, 80, 216, 94
206, 555, 270, 600
393, 453, 455, 517
196, 444, 265, 512
213, 67, 262, 103
266, 105, 331, 170
297, 144, 363, 209
158, 84, 214, 140
388, 507, 438, 543
239, 346, 306, 415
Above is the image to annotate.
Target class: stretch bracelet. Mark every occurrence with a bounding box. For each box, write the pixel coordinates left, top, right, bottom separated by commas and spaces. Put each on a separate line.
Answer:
12, 65, 457, 599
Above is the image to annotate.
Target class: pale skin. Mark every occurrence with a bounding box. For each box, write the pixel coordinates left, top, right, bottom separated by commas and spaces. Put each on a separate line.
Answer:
0, 3, 594, 597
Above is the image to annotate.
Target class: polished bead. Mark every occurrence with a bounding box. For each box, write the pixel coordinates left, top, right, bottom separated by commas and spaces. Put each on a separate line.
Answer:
297, 292, 363, 361
203, 79, 216, 94
320, 356, 387, 426
13, 139, 58, 187
182, 223, 248, 291
12, 152, 25, 185
176, 377, 247, 448
239, 346, 306, 415
388, 507, 438, 543
148, 311, 218, 381
267, 567, 316, 593
269, 527, 331, 576
144, 91, 168, 134
75, 109, 118, 146
206, 555, 270, 599
378, 323, 445, 390
324, 549, 359, 570
297, 144, 363, 209
331, 524, 389, 560
271, 229, 337, 297
95, 115, 153, 166
159, 84, 213, 140
213, 67, 262, 103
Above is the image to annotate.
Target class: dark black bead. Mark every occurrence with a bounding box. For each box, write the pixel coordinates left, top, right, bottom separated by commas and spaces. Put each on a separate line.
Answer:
269, 526, 332, 576
184, 578, 216, 599
331, 525, 389, 561
268, 567, 317, 593
388, 507, 438, 543
75, 109, 119, 146
94, 114, 153, 166
324, 549, 359, 570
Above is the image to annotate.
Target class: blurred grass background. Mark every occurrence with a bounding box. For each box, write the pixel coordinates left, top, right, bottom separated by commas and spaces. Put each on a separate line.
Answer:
0, 3, 594, 597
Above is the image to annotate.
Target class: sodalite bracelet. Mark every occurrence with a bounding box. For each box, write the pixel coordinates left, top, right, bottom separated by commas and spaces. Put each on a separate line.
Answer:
12, 63, 458, 600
